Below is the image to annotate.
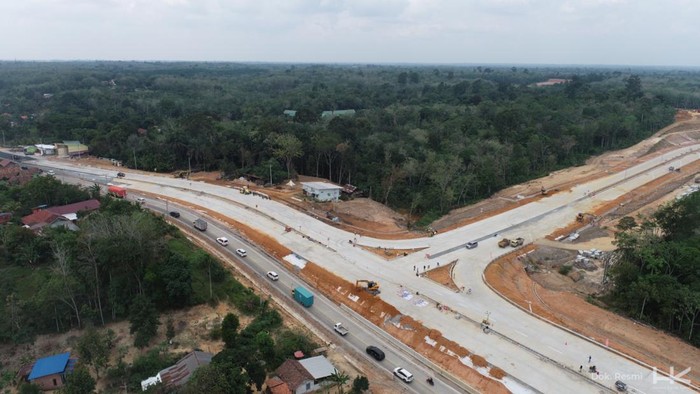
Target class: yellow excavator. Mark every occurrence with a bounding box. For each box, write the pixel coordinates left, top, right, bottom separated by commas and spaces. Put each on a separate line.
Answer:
356, 280, 381, 295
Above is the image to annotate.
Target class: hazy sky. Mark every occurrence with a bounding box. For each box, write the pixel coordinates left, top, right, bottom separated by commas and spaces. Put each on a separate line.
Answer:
1, 0, 698, 66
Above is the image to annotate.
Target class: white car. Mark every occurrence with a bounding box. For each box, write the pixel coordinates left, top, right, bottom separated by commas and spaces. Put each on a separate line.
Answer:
393, 367, 413, 383
216, 237, 229, 246
136, 197, 146, 204
47, 170, 56, 175
266, 271, 279, 281
236, 248, 247, 257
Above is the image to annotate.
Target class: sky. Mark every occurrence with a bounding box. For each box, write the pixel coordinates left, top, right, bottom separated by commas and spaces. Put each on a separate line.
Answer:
1, 0, 699, 66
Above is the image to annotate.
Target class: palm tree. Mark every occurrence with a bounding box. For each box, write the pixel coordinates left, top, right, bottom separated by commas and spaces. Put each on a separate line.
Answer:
328, 370, 350, 394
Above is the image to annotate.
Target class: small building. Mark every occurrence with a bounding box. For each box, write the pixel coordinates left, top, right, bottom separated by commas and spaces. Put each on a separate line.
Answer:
320, 109, 355, 119
46, 199, 101, 221
35, 144, 56, 156
283, 110, 297, 117
141, 351, 213, 391
27, 352, 77, 391
265, 376, 292, 394
301, 182, 343, 202
274, 356, 336, 394
534, 78, 571, 87
55, 141, 89, 158
0, 212, 12, 224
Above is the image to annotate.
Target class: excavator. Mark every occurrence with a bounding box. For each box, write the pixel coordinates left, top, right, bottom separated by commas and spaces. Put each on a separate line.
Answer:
576, 212, 596, 224
356, 280, 381, 295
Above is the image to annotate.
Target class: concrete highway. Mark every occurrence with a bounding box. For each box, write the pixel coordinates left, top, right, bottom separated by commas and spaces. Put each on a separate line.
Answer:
22, 145, 700, 393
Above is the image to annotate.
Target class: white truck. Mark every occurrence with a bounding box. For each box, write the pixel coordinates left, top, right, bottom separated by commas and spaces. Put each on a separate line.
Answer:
333, 323, 349, 336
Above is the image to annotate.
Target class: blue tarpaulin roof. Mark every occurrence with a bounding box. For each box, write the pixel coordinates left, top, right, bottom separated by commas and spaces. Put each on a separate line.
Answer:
28, 352, 70, 380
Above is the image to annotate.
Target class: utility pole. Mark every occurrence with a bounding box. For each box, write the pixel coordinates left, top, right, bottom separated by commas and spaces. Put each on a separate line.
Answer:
188, 155, 191, 180
269, 163, 272, 185
133, 148, 137, 170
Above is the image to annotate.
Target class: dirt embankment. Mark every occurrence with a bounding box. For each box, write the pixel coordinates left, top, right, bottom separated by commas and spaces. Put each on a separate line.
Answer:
300, 262, 509, 392
484, 253, 700, 386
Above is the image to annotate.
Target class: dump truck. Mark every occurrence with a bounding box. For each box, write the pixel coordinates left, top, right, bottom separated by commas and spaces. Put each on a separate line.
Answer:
107, 185, 127, 198
498, 238, 510, 248
356, 280, 381, 295
193, 218, 208, 231
292, 286, 314, 307
510, 237, 525, 247
333, 323, 349, 336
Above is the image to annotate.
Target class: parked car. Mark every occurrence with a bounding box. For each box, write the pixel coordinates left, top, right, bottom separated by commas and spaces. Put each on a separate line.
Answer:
393, 367, 413, 383
266, 271, 279, 281
216, 237, 229, 246
136, 197, 146, 204
466, 241, 478, 249
117, 172, 125, 178
169, 211, 180, 218
236, 248, 247, 257
47, 170, 55, 175
366, 346, 385, 361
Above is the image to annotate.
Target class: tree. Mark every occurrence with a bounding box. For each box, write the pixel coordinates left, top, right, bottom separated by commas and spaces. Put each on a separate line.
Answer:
76, 325, 111, 379
166, 316, 176, 343
616, 216, 638, 231
129, 295, 160, 348
350, 375, 370, 394
48, 241, 82, 329
328, 370, 350, 394
184, 363, 247, 394
18, 383, 42, 394
60, 366, 95, 394
625, 75, 643, 99
271, 133, 303, 179
221, 313, 240, 348
254, 331, 275, 364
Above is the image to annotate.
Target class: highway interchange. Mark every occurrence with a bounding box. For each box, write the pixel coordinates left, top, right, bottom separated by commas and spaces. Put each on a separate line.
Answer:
18, 145, 700, 393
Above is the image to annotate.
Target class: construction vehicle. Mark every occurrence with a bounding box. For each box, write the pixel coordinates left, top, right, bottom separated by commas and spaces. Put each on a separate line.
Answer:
576, 212, 596, 224
356, 280, 381, 295
498, 238, 510, 248
240, 185, 251, 195
540, 186, 548, 196
510, 237, 525, 247
107, 185, 127, 198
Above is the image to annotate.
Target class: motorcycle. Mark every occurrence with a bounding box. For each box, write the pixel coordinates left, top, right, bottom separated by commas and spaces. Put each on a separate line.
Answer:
426, 377, 434, 386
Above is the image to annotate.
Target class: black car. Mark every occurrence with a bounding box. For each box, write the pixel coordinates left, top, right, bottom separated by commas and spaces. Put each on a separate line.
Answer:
117, 172, 125, 178
366, 346, 385, 361
169, 211, 180, 218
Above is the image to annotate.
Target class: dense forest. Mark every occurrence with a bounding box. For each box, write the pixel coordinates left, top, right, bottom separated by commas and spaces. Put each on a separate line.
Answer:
2, 62, 699, 222
609, 193, 700, 346
0, 177, 319, 393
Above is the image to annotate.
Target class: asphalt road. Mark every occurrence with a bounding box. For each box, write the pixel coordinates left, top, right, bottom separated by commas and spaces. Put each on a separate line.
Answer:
142, 197, 468, 394
54, 186, 467, 394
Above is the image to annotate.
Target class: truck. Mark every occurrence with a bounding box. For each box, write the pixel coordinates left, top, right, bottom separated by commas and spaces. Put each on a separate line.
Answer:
107, 185, 127, 198
292, 286, 314, 307
498, 238, 510, 248
333, 323, 349, 336
193, 218, 208, 231
510, 237, 525, 247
